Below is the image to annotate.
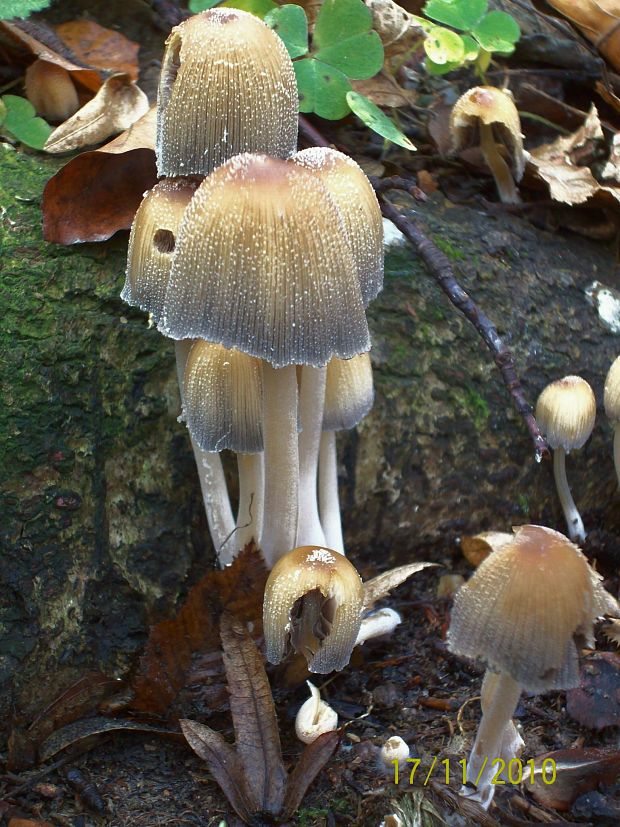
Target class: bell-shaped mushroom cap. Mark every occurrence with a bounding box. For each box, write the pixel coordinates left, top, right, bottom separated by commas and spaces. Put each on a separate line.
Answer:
450, 86, 525, 181
535, 375, 596, 452
263, 545, 364, 673
122, 178, 198, 323
156, 9, 298, 177
323, 353, 374, 431
447, 524, 617, 693
161, 154, 370, 368
604, 356, 620, 424
292, 147, 384, 305
182, 339, 262, 453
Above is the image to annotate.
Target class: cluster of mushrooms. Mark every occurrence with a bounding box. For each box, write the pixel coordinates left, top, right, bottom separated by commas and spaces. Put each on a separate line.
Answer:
119, 10, 619, 817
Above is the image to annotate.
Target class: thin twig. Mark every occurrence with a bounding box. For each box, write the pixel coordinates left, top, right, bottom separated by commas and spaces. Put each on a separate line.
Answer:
297, 116, 549, 460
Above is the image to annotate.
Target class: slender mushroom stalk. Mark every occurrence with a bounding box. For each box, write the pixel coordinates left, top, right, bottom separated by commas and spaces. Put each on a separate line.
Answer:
297, 366, 327, 547
535, 376, 596, 543
319, 431, 344, 553
604, 354, 620, 486
235, 452, 264, 550
449, 86, 525, 205
447, 524, 618, 809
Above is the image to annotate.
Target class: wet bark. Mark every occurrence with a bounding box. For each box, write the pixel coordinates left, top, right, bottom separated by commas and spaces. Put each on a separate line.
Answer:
1, 143, 619, 734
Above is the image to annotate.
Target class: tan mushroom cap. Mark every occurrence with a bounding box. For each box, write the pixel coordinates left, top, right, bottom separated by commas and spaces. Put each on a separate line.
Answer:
182, 340, 263, 453
448, 524, 617, 693
535, 375, 596, 452
156, 9, 298, 177
160, 154, 370, 368
25, 60, 79, 122
292, 147, 384, 306
263, 545, 364, 673
122, 178, 198, 323
450, 86, 525, 180
604, 356, 620, 424
323, 353, 374, 431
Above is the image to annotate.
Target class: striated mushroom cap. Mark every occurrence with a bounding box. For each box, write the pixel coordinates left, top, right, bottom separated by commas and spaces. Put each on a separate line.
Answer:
182, 339, 262, 453
122, 178, 198, 323
160, 154, 370, 368
292, 147, 384, 305
157, 9, 298, 177
323, 353, 374, 431
447, 524, 617, 693
450, 86, 524, 180
604, 355, 620, 424
263, 545, 364, 673
535, 375, 596, 452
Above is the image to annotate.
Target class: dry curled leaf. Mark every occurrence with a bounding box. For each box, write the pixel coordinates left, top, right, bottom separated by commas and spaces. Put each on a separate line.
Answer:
55, 20, 140, 80
525, 747, 620, 810
363, 561, 436, 609
44, 72, 149, 154
546, 0, 620, 72
351, 70, 416, 108
365, 0, 422, 59
42, 105, 157, 244
566, 651, 620, 730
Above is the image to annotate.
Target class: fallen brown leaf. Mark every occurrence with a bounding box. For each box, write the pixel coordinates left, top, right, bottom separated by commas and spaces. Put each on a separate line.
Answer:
460, 531, 513, 567
547, 0, 620, 72
8, 820, 55, 827
363, 561, 436, 609
351, 70, 415, 108
44, 72, 149, 154
42, 105, 157, 245
526, 747, 620, 810
566, 651, 620, 729
56, 20, 140, 81
365, 0, 422, 60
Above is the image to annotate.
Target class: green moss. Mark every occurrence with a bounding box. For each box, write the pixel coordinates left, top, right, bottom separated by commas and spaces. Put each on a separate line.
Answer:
432, 235, 466, 261
450, 387, 490, 430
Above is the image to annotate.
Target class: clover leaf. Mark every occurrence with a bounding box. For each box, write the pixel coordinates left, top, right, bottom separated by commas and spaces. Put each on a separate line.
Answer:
264, 5, 309, 59
346, 92, 416, 150
472, 10, 520, 54
423, 0, 487, 32
295, 59, 352, 119
0, 95, 52, 149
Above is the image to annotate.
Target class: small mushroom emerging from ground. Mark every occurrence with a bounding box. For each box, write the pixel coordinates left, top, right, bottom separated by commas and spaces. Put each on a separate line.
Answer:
263, 545, 364, 673
535, 375, 596, 543
447, 524, 617, 809
157, 9, 298, 177
604, 355, 620, 486
295, 681, 338, 744
379, 735, 410, 769
450, 86, 525, 204
25, 59, 79, 122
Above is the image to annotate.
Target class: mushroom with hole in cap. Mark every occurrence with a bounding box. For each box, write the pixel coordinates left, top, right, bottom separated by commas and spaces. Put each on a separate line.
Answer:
263, 545, 364, 673
447, 524, 617, 809
450, 86, 524, 204
535, 375, 596, 543
294, 681, 338, 744
604, 355, 620, 487
157, 9, 298, 178
160, 153, 369, 566
182, 339, 264, 563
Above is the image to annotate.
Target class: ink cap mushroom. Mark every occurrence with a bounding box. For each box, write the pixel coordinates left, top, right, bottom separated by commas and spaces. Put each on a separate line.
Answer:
156, 9, 298, 177
450, 86, 525, 204
535, 375, 596, 543
447, 524, 618, 808
604, 355, 620, 486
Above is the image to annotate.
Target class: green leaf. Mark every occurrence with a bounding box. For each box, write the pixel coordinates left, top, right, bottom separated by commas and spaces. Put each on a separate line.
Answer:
346, 91, 416, 150
423, 0, 487, 31
0, 0, 51, 19
220, 0, 277, 18
265, 5, 309, 59
314, 0, 373, 49
188, 0, 221, 11
294, 58, 352, 119
315, 31, 383, 80
460, 34, 480, 62
424, 25, 464, 65
0, 97, 6, 127
472, 10, 520, 52
1, 95, 52, 149
424, 56, 461, 75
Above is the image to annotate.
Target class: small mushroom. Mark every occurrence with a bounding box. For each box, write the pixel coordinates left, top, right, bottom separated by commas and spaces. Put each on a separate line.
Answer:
295, 681, 338, 744
604, 355, 620, 486
380, 735, 410, 769
263, 545, 364, 673
25, 59, 79, 122
535, 375, 596, 543
447, 524, 617, 808
355, 607, 401, 646
450, 86, 524, 204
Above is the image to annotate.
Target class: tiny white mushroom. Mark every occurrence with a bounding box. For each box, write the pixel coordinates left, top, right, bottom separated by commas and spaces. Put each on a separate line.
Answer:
355, 608, 402, 646
295, 681, 338, 744
380, 735, 410, 768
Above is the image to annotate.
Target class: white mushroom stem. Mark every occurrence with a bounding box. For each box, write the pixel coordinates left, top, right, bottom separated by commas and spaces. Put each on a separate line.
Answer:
174, 340, 235, 564
479, 122, 520, 205
614, 427, 620, 488
553, 447, 586, 543
318, 431, 345, 554
260, 363, 299, 567
232, 452, 264, 552
465, 672, 521, 809
297, 366, 327, 547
